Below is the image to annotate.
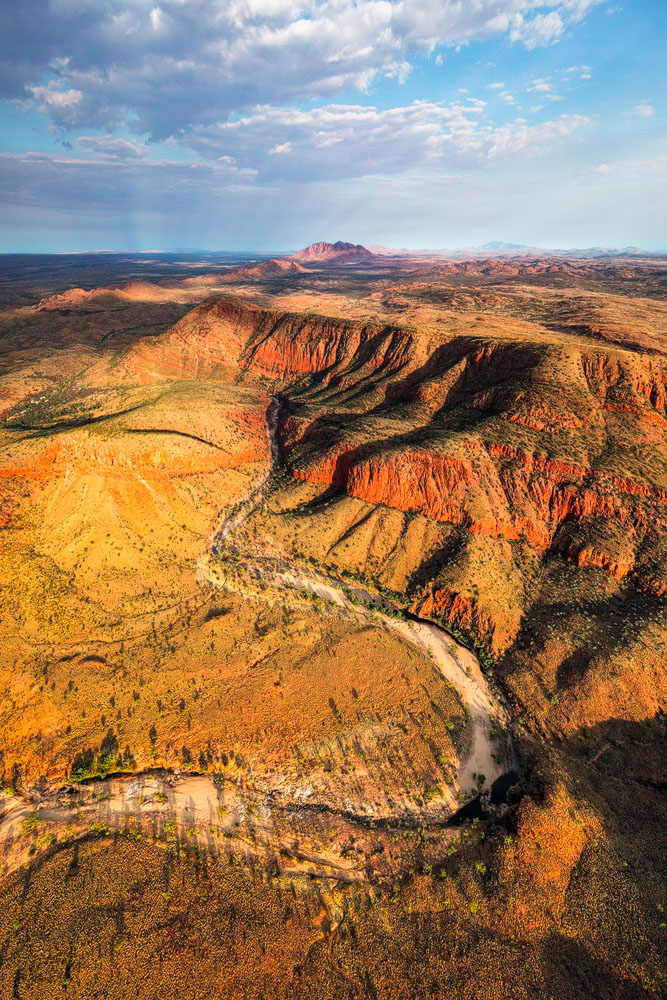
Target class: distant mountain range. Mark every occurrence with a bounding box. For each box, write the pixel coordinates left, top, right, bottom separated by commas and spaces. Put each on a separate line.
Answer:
366, 242, 651, 259
285, 240, 652, 265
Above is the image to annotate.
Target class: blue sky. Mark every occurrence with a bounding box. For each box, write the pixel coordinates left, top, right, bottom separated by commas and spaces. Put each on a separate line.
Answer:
0, 1, 665, 252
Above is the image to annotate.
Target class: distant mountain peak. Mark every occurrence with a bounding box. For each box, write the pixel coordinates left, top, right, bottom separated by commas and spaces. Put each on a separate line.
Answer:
290, 241, 379, 264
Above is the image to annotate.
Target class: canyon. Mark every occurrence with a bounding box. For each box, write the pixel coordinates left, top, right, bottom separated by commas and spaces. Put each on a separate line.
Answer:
0, 248, 664, 999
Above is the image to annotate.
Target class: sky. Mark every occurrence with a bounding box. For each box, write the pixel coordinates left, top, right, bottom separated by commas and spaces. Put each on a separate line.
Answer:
0, 0, 665, 252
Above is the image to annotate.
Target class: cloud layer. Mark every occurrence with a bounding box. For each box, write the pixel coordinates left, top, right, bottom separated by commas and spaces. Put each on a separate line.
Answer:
2, 0, 604, 137
2, 0, 663, 251
186, 102, 591, 180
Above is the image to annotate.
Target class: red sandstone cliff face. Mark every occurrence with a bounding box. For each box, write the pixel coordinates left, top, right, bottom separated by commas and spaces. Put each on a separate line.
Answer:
581, 352, 667, 421
245, 316, 413, 382
115, 295, 667, 644
122, 295, 416, 386
282, 421, 664, 554
121, 294, 667, 430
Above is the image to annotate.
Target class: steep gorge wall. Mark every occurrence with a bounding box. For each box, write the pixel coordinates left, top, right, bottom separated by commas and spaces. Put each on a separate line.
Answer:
284, 427, 666, 572
123, 294, 417, 386
121, 294, 667, 616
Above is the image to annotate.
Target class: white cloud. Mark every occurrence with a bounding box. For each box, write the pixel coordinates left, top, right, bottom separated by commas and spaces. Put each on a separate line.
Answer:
484, 113, 590, 159
487, 82, 506, 90
510, 11, 564, 47
185, 101, 591, 181
77, 135, 148, 159
528, 78, 565, 101
633, 103, 654, 118
528, 78, 552, 92
2, 1, 606, 138
30, 85, 84, 124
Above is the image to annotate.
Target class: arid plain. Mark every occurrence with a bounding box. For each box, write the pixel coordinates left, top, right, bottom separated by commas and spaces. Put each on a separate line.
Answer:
0, 243, 665, 998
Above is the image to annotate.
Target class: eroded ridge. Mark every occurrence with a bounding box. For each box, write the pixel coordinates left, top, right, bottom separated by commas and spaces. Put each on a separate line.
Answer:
2, 396, 515, 881
202, 396, 515, 814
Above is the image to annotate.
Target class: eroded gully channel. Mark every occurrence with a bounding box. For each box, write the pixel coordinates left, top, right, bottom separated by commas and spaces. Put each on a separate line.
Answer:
0, 396, 516, 883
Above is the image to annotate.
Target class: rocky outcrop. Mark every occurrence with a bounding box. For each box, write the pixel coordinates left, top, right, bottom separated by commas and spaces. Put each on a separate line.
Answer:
36, 281, 168, 310
112, 294, 667, 651
290, 241, 381, 265
220, 259, 309, 281
123, 294, 415, 385
415, 585, 497, 645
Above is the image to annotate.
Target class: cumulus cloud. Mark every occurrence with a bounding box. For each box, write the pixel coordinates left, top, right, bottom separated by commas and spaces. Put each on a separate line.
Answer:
528, 78, 553, 92
185, 101, 591, 181
77, 135, 148, 159
510, 11, 564, 47
0, 0, 605, 137
30, 84, 84, 124
632, 103, 654, 118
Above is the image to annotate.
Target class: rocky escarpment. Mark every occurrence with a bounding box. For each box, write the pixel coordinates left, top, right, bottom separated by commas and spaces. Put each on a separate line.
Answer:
281, 421, 667, 633
122, 294, 418, 386
277, 336, 667, 586
116, 294, 667, 659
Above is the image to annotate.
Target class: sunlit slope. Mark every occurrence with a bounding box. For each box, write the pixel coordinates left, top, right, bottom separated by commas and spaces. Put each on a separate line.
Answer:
139, 291, 666, 649
1, 379, 269, 636
0, 362, 273, 778
0, 306, 469, 806
129, 293, 667, 729
0, 269, 664, 999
